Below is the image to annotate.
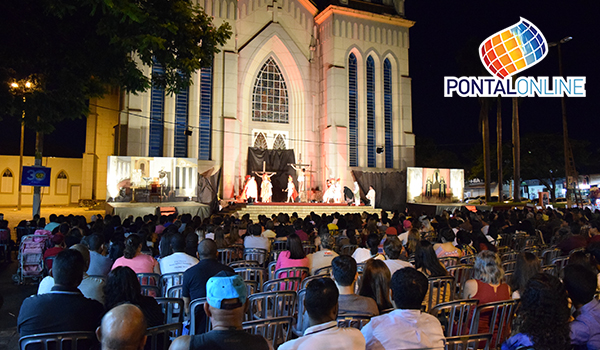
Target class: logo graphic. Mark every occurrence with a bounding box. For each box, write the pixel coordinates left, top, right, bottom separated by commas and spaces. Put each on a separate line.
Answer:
479, 18, 547, 79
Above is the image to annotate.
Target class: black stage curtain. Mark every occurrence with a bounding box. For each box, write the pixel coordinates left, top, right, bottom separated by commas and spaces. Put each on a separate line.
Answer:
247, 148, 296, 203
197, 167, 221, 212
352, 170, 406, 211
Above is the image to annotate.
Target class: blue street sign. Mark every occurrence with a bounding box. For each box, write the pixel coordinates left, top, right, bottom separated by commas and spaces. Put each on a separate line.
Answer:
21, 166, 51, 187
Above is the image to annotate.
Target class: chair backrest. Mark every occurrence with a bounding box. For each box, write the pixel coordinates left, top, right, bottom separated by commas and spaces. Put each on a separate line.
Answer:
459, 255, 476, 265
314, 265, 332, 276
189, 298, 212, 335
445, 333, 492, 350
439, 257, 459, 268
229, 260, 260, 269
446, 265, 474, 297
293, 289, 307, 337
501, 260, 517, 272
469, 299, 518, 349
300, 274, 325, 290
137, 273, 161, 288
245, 280, 259, 296
303, 244, 316, 255
522, 247, 540, 257
242, 316, 293, 349
497, 246, 510, 255
217, 248, 237, 265
425, 276, 455, 312
155, 297, 184, 324
145, 322, 183, 350
234, 267, 267, 292
552, 256, 570, 274
337, 314, 371, 330
541, 248, 562, 265
267, 261, 277, 280
340, 245, 358, 256
274, 267, 309, 280
19, 331, 97, 350
167, 285, 183, 298
160, 272, 184, 297
243, 248, 267, 266
500, 251, 518, 262
247, 291, 297, 320
262, 277, 302, 292
272, 240, 287, 251
541, 264, 557, 277
141, 285, 160, 297
429, 299, 479, 337
503, 271, 514, 284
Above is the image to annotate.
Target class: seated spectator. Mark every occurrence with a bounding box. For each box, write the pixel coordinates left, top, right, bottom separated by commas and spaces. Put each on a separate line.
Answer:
455, 230, 477, 256
244, 224, 270, 252
279, 277, 366, 350
361, 268, 445, 350
352, 234, 385, 263
502, 273, 570, 350
82, 233, 113, 277
433, 228, 463, 258
331, 255, 378, 316
275, 233, 309, 271
44, 214, 60, 232
262, 220, 277, 239
563, 264, 600, 350
404, 228, 420, 256
382, 237, 412, 276
43, 233, 65, 271
377, 227, 398, 254
226, 225, 244, 246
97, 304, 147, 350
358, 259, 393, 313
509, 252, 541, 299
414, 240, 448, 278
307, 232, 338, 275
169, 271, 270, 350
214, 227, 229, 249
104, 266, 164, 327
38, 244, 105, 304
112, 234, 160, 274
18, 249, 105, 336
159, 234, 199, 275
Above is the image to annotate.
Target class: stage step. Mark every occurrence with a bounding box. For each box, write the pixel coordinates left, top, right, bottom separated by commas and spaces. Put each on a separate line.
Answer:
229, 204, 380, 221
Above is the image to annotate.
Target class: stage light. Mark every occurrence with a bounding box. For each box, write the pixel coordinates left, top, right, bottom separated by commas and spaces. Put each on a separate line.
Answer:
184, 127, 193, 136
376, 147, 384, 154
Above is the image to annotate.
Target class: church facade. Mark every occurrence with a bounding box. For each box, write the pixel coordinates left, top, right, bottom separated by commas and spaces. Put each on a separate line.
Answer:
82, 0, 415, 202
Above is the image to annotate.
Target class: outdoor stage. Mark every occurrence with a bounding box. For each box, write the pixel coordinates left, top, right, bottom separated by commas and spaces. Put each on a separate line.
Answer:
105, 201, 211, 219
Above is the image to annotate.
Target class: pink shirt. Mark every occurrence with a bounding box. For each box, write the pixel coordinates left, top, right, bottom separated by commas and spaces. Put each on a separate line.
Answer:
275, 250, 309, 271
112, 253, 159, 274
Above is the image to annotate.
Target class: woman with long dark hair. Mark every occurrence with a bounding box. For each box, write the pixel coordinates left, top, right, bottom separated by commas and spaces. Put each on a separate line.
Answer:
414, 240, 448, 277
275, 233, 309, 270
358, 259, 393, 312
502, 273, 570, 350
352, 233, 386, 263
111, 234, 160, 274
509, 252, 541, 299
213, 227, 229, 249
104, 266, 164, 327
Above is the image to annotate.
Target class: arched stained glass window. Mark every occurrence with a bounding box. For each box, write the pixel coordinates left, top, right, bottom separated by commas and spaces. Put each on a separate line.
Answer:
254, 132, 268, 149
348, 53, 358, 167
252, 58, 289, 124
273, 134, 286, 150
366, 56, 376, 167
384, 59, 393, 169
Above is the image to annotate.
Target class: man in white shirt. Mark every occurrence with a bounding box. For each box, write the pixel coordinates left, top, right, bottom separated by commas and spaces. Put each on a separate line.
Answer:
279, 277, 366, 350
307, 232, 338, 275
382, 237, 412, 276
262, 220, 277, 239
361, 268, 445, 350
159, 234, 199, 275
243, 224, 270, 252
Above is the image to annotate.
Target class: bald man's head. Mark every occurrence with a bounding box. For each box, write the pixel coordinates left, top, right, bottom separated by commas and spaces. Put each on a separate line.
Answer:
97, 304, 147, 350
197, 239, 218, 260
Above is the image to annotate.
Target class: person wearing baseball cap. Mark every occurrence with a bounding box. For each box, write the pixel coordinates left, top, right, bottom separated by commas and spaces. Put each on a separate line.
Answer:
169, 271, 269, 350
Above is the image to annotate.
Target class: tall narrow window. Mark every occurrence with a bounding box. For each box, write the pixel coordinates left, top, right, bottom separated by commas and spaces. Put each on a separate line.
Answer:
199, 66, 213, 160
252, 58, 289, 124
348, 53, 358, 167
366, 56, 376, 167
1, 169, 13, 193
149, 61, 165, 157
174, 87, 189, 157
384, 59, 393, 168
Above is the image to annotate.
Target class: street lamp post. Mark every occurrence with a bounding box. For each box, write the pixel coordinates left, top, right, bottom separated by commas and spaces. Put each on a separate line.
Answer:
10, 81, 34, 212
549, 36, 573, 204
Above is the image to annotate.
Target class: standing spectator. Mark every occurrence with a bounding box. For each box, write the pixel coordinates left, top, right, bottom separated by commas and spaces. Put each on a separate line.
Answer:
279, 277, 366, 350
307, 232, 338, 275
358, 259, 393, 313
18, 249, 105, 336
361, 268, 445, 350
563, 264, 600, 350
159, 234, 199, 274
331, 255, 379, 316
243, 224, 270, 252
111, 234, 160, 274
275, 233, 309, 271
82, 233, 113, 277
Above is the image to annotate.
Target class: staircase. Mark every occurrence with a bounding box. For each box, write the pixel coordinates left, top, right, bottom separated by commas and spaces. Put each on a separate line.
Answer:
227, 203, 380, 221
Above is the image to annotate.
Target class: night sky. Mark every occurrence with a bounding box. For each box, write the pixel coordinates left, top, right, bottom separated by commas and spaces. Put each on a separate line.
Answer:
1, 0, 597, 160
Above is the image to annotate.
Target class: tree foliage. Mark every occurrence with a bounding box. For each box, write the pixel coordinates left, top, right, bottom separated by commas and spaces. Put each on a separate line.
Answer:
0, 0, 232, 133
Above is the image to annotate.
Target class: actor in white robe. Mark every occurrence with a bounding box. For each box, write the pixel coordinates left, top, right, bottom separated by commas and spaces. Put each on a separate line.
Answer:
285, 175, 297, 203
260, 173, 273, 202
366, 185, 376, 208
353, 181, 361, 206
245, 176, 258, 201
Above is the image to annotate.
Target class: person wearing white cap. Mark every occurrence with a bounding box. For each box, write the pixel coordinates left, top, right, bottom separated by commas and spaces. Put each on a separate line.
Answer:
169, 271, 270, 350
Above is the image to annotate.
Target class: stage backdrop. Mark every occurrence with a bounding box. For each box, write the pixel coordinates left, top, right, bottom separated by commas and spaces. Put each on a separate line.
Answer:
247, 148, 296, 202
352, 170, 406, 211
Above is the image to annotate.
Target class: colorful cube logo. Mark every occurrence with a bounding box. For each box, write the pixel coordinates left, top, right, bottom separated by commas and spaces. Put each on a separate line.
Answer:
479, 18, 548, 79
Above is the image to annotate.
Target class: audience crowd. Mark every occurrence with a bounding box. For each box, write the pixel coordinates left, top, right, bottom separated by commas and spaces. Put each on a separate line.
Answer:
5, 205, 600, 350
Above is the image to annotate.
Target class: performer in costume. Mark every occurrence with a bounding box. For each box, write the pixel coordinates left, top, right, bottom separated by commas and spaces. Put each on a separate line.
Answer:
240, 175, 251, 201
322, 178, 334, 203
285, 175, 298, 203
260, 173, 274, 203
333, 178, 343, 203
245, 176, 258, 202
353, 181, 361, 206
366, 185, 376, 208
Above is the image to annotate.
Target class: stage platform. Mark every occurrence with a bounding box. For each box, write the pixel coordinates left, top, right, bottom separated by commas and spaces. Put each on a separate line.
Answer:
228, 203, 379, 221
105, 202, 211, 219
